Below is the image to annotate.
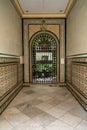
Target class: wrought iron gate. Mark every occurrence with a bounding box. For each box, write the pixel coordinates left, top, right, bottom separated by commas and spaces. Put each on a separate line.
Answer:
31, 32, 57, 83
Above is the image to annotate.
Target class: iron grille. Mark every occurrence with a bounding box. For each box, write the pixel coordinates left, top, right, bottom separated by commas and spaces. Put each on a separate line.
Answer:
32, 33, 57, 83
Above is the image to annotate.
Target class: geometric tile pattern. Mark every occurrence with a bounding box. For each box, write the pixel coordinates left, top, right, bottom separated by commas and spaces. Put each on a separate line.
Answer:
72, 63, 87, 96
0, 64, 17, 97
1, 85, 87, 130
66, 57, 87, 111
0, 56, 23, 114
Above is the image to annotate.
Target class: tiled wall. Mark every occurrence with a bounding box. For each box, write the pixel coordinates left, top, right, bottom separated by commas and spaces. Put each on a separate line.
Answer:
0, 55, 23, 114
66, 57, 87, 111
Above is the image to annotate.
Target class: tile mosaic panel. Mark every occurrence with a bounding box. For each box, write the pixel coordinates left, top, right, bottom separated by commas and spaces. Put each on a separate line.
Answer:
66, 57, 87, 110
72, 63, 87, 97
66, 57, 87, 97
0, 56, 23, 114
0, 64, 17, 98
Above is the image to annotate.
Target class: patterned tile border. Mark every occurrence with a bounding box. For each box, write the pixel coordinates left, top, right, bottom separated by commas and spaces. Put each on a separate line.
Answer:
0, 56, 23, 114
66, 57, 87, 111
0, 82, 23, 114
66, 81, 87, 111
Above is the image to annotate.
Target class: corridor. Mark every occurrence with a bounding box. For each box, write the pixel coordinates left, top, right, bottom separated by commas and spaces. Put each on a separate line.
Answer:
0, 0, 87, 129
0, 85, 87, 130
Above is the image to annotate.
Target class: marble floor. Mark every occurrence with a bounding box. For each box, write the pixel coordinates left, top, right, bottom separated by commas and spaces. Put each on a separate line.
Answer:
0, 85, 87, 130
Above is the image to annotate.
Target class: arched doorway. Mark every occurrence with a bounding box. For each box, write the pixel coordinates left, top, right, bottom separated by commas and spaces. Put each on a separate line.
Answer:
29, 30, 59, 83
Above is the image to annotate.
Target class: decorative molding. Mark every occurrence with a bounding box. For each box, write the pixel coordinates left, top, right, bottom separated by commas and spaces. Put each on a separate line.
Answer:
65, 0, 76, 17
0, 81, 23, 114
0, 53, 20, 58
11, 0, 75, 18
67, 53, 87, 58
10, 0, 23, 17
66, 81, 87, 111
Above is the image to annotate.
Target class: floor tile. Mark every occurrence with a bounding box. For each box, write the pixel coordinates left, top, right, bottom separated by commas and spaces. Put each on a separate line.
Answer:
27, 99, 43, 106
46, 119, 74, 130
1, 85, 86, 130
2, 107, 21, 116
60, 112, 82, 127
2, 107, 30, 127
69, 105, 87, 121
56, 100, 76, 112
16, 102, 31, 111
11, 119, 44, 130
36, 102, 53, 112
37, 95, 52, 101
47, 98, 61, 106
0, 116, 13, 130
76, 120, 87, 130
24, 90, 35, 95
9, 94, 33, 107
46, 107, 67, 118
32, 111, 57, 127
19, 105, 45, 118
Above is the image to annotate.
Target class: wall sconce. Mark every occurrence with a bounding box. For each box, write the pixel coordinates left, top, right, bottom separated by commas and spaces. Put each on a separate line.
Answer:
40, 19, 47, 30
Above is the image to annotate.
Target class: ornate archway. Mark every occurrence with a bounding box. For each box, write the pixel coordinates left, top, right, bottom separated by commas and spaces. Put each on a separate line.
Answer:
29, 30, 59, 83
23, 19, 65, 84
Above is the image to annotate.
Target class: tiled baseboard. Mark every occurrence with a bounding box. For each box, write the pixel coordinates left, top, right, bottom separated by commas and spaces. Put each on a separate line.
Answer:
0, 81, 23, 114
66, 81, 87, 111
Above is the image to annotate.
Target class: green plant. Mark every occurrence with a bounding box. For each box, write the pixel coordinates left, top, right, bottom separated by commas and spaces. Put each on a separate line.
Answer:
36, 64, 52, 73
36, 64, 43, 72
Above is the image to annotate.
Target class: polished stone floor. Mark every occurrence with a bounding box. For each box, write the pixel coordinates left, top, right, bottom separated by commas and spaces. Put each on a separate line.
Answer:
0, 85, 87, 130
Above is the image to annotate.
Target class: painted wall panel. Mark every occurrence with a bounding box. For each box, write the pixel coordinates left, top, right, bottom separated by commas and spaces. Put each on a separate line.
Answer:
0, 0, 22, 56
67, 0, 87, 56
29, 25, 59, 39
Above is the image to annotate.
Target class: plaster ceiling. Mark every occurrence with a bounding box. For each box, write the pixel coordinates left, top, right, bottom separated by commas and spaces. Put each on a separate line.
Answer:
11, 0, 75, 18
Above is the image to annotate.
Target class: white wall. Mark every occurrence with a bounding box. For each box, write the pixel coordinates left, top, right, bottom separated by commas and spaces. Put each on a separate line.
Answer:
67, 0, 87, 56
0, 0, 22, 56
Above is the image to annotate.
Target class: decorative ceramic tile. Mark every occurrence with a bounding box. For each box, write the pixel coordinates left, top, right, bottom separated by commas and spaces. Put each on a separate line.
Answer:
66, 57, 87, 110
0, 56, 23, 114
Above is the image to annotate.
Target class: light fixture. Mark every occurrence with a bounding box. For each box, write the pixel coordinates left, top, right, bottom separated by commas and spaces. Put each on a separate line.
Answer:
40, 19, 47, 30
